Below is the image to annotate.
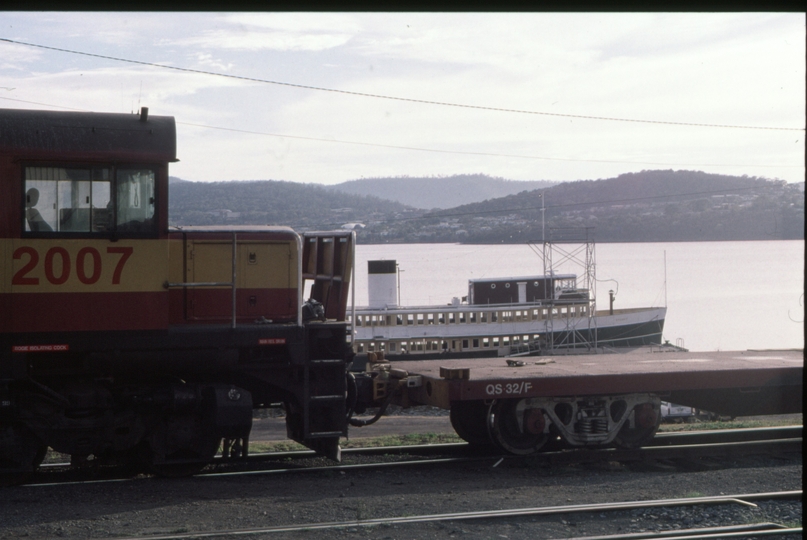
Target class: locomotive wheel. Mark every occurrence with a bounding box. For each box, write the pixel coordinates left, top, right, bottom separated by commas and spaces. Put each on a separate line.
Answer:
142, 413, 222, 478
0, 423, 48, 487
487, 399, 549, 455
449, 401, 493, 447
613, 402, 661, 449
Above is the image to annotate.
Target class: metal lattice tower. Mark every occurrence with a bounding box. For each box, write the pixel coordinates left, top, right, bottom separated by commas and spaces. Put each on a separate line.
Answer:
536, 227, 597, 351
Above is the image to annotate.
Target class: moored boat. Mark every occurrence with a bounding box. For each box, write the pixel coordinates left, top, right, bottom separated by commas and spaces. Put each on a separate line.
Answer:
350, 239, 668, 360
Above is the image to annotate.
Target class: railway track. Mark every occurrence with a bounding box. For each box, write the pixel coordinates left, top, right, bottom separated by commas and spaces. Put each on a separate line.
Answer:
103, 490, 805, 540
23, 425, 802, 487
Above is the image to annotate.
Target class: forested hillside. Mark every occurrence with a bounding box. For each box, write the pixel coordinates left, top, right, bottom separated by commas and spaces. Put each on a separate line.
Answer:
169, 179, 416, 229
168, 171, 804, 243
361, 170, 803, 243
327, 174, 557, 209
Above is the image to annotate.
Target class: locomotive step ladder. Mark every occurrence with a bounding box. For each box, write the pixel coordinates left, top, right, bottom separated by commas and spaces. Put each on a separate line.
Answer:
302, 358, 347, 439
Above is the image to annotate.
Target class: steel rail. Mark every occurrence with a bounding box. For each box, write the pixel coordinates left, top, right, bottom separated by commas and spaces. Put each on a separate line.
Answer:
27, 432, 802, 486
35, 425, 802, 469
565, 524, 801, 540
105, 490, 802, 540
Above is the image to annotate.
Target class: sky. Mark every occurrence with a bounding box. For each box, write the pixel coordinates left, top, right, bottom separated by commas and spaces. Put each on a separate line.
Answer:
1, 12, 804, 185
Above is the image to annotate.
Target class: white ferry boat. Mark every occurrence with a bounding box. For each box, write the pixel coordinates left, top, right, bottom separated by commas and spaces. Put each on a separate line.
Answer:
350, 247, 667, 360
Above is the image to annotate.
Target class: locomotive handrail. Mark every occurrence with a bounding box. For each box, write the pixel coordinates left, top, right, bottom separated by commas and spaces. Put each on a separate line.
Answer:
164, 281, 233, 288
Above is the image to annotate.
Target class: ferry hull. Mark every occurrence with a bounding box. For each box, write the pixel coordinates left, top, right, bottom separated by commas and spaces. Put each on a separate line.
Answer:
354, 307, 667, 360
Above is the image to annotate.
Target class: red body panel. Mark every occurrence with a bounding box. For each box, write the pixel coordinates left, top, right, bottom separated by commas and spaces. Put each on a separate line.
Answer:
169, 288, 298, 324
8, 291, 168, 333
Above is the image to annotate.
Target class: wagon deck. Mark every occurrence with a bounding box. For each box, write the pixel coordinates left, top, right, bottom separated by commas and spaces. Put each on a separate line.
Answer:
395, 349, 803, 417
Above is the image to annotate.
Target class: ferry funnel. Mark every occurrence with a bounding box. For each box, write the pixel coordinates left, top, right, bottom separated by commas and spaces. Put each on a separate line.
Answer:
368, 260, 398, 308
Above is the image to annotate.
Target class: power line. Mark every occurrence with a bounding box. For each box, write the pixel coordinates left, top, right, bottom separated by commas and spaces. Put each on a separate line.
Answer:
2, 37, 803, 132
178, 121, 802, 169
4, 95, 799, 170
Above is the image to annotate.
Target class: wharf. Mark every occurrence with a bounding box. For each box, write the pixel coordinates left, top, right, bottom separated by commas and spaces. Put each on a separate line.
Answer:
394, 349, 803, 418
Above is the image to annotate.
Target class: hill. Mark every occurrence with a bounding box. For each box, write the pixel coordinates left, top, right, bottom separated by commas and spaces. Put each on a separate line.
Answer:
357, 170, 803, 243
167, 171, 804, 243
327, 174, 557, 209
168, 179, 416, 230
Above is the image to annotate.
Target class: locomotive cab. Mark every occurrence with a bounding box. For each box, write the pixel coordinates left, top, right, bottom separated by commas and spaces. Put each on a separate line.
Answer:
1, 108, 358, 482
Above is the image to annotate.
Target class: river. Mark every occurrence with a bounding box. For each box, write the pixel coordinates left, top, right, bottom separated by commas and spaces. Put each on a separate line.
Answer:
350, 240, 804, 353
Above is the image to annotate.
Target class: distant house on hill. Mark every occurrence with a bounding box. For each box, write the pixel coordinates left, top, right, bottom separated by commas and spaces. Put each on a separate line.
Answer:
207, 209, 241, 220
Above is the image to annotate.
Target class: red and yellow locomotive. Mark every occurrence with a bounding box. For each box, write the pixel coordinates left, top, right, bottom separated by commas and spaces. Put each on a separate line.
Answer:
1, 107, 360, 481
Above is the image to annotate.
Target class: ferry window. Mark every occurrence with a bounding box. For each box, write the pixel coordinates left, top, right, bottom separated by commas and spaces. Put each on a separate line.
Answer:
459, 312, 466, 323
396, 316, 403, 326
512, 336, 520, 344
389, 342, 396, 352
470, 312, 477, 323
24, 165, 156, 235
472, 339, 479, 348
462, 339, 469, 348
502, 311, 512, 322
368, 342, 375, 352
483, 338, 490, 348
503, 337, 510, 345
532, 309, 539, 320
385, 315, 392, 326
438, 313, 445, 324
491, 312, 498, 322
480, 312, 487, 323
406, 314, 414, 325
417, 314, 424, 325
427, 313, 434, 325
492, 337, 500, 347
448, 313, 455, 324
357, 343, 364, 352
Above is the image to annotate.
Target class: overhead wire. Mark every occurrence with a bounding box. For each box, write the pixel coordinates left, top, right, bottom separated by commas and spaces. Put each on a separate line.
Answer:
1, 37, 803, 132
0, 96, 799, 171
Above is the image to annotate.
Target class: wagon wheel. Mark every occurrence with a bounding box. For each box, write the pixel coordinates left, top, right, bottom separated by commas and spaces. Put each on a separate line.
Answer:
487, 399, 550, 455
142, 413, 221, 478
613, 402, 661, 449
0, 423, 48, 487
449, 401, 493, 447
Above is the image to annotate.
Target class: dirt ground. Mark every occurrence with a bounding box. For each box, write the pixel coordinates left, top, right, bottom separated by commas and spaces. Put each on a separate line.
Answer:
250, 414, 455, 442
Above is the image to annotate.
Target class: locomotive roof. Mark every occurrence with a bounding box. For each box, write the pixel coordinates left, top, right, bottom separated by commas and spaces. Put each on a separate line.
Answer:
169, 225, 297, 233
0, 108, 176, 162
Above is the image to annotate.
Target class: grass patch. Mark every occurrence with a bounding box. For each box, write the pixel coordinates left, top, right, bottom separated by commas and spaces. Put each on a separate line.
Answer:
658, 414, 802, 432
249, 432, 463, 454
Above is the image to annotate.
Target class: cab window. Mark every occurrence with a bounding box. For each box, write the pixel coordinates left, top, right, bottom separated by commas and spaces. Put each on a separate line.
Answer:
24, 165, 156, 235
